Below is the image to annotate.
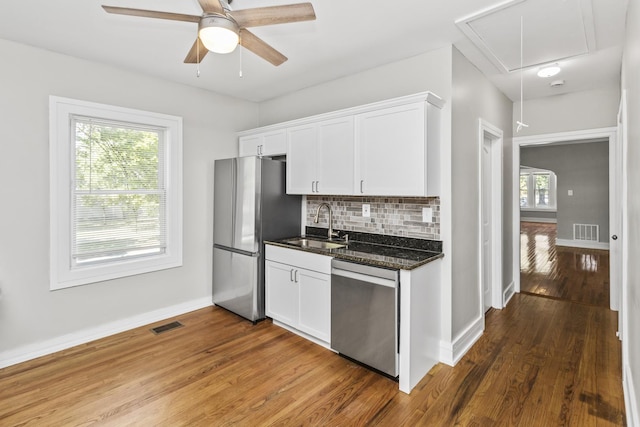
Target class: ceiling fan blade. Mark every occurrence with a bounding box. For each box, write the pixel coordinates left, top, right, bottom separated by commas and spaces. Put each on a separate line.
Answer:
197, 0, 225, 15
232, 3, 316, 28
102, 6, 200, 23
240, 30, 287, 66
184, 38, 209, 63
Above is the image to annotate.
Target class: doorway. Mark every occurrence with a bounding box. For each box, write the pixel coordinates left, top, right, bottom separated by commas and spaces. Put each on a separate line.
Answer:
479, 119, 503, 313
512, 127, 619, 309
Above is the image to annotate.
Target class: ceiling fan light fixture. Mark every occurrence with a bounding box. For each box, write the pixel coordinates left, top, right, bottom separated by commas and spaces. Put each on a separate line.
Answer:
537, 64, 561, 78
199, 15, 239, 54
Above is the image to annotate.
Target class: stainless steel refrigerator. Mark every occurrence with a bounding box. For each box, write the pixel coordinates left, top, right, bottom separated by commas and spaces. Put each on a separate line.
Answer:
213, 157, 301, 322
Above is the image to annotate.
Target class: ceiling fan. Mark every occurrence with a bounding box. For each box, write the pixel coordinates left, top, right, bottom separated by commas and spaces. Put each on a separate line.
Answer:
102, 0, 316, 66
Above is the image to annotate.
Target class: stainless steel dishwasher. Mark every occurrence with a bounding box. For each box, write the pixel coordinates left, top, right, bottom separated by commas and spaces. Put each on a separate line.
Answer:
331, 259, 399, 378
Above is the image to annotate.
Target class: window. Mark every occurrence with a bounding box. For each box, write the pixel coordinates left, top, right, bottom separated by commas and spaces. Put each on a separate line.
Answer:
50, 97, 182, 289
520, 168, 557, 210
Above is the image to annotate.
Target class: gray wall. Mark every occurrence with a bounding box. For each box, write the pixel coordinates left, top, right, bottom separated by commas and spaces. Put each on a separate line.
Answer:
622, 0, 640, 419
520, 210, 557, 221
0, 39, 257, 359
451, 47, 514, 335
521, 142, 609, 243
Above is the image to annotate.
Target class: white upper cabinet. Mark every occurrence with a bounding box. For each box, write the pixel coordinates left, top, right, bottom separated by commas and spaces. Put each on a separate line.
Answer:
355, 101, 440, 196
238, 92, 443, 196
286, 123, 317, 194
287, 117, 354, 195
238, 129, 286, 157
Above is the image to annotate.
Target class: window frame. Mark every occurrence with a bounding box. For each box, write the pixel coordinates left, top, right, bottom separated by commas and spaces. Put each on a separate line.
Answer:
50, 96, 183, 290
519, 168, 557, 211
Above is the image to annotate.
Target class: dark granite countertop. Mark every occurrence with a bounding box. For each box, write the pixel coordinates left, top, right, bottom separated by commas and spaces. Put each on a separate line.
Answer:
265, 227, 443, 270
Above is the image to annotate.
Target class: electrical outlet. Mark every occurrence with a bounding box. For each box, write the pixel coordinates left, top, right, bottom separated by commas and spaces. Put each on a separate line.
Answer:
568, 189, 573, 196
362, 204, 370, 218
422, 207, 433, 222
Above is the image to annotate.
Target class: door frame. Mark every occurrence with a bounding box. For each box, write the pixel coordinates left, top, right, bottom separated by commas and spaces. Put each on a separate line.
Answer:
478, 119, 504, 312
511, 127, 619, 305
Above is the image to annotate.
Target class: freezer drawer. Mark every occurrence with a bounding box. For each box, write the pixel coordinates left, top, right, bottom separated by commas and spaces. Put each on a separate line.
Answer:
213, 247, 262, 321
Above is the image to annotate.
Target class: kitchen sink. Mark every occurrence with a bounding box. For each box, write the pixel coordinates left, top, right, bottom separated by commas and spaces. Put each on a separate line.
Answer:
283, 238, 347, 250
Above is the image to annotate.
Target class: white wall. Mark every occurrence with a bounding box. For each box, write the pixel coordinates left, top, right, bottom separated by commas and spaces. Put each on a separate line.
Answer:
621, 0, 640, 423
0, 39, 258, 365
451, 48, 514, 338
258, 48, 454, 126
513, 87, 620, 136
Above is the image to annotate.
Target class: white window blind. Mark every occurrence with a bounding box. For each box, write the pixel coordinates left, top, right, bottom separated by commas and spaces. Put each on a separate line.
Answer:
71, 117, 166, 266
50, 96, 182, 290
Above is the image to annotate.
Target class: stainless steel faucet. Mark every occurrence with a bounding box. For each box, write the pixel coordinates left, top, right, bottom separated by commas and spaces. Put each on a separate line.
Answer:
314, 202, 339, 240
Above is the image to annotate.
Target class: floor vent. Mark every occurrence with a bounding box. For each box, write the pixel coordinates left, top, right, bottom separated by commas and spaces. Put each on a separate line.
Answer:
573, 223, 599, 242
150, 321, 183, 335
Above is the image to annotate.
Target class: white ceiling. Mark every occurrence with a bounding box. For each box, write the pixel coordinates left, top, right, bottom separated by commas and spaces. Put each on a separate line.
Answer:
0, 0, 628, 103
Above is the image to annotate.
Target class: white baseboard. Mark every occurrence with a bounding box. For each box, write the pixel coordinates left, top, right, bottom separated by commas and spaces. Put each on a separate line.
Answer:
625, 364, 639, 427
556, 238, 610, 250
439, 315, 484, 366
0, 297, 213, 369
520, 217, 557, 223
503, 281, 515, 306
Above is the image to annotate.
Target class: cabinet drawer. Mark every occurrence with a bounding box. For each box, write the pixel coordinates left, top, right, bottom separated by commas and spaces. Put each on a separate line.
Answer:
265, 244, 332, 274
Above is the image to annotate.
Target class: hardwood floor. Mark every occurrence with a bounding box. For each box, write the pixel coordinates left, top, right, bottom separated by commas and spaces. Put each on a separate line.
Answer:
520, 221, 610, 307
0, 294, 625, 425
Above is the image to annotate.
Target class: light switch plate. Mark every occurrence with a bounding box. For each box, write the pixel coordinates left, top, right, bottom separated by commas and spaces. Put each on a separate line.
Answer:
362, 204, 370, 217
568, 189, 573, 196
422, 207, 433, 222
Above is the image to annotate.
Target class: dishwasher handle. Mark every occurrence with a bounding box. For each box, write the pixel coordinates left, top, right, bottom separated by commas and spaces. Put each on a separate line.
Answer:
331, 259, 398, 279
331, 259, 398, 288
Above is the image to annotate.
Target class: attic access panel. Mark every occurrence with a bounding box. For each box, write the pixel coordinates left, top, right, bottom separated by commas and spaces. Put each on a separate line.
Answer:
456, 0, 596, 73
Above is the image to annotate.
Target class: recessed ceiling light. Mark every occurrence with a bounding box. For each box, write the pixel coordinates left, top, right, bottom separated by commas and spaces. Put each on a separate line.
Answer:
537, 65, 561, 78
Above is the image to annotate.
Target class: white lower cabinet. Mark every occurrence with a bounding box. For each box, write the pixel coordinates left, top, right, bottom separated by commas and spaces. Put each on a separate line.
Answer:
297, 268, 330, 342
265, 245, 331, 344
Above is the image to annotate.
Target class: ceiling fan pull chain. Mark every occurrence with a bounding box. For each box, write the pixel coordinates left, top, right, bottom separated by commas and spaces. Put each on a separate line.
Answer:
196, 36, 201, 77
239, 33, 243, 78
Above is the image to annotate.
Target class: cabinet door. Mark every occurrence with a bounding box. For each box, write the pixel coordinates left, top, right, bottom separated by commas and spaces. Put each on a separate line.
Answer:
265, 260, 299, 327
316, 117, 355, 195
356, 102, 426, 196
239, 130, 286, 157
261, 130, 286, 156
238, 134, 262, 157
286, 123, 318, 194
298, 269, 331, 343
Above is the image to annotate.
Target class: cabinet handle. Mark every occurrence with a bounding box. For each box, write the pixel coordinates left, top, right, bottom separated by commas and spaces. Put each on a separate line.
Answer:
290, 269, 294, 282
258, 145, 263, 156
311, 181, 315, 193
315, 181, 319, 193
294, 270, 299, 283
360, 180, 364, 194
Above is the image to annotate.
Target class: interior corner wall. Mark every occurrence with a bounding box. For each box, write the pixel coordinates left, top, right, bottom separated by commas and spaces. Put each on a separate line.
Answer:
513, 87, 620, 136
0, 38, 258, 362
451, 47, 513, 337
521, 142, 609, 243
621, 0, 640, 423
